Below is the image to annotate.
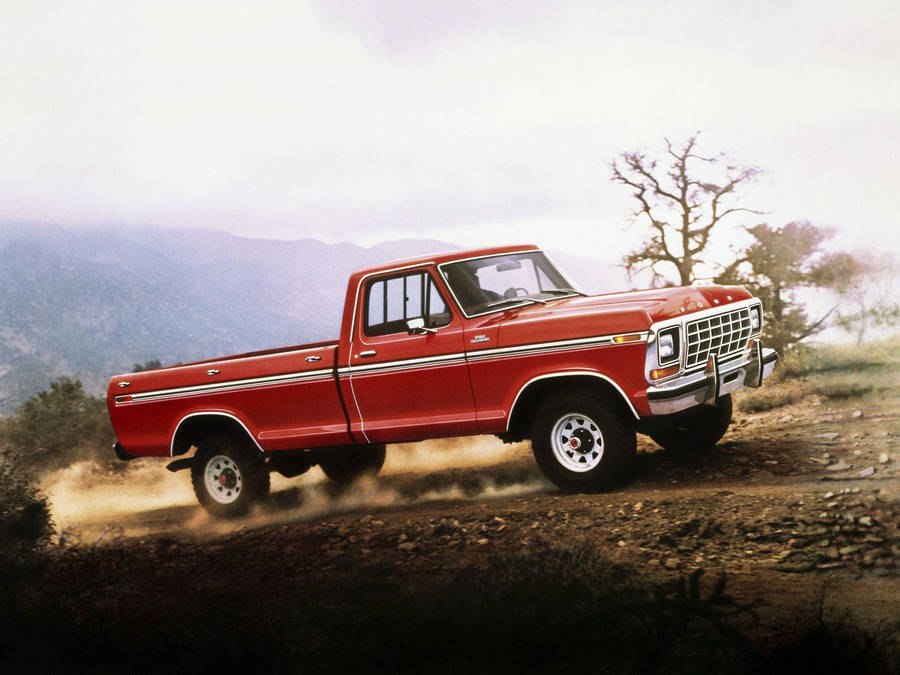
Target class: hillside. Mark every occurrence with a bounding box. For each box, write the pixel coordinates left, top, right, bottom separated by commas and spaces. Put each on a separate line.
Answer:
0, 225, 625, 412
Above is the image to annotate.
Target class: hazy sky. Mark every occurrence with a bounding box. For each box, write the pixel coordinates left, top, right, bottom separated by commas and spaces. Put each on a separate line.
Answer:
1, 0, 897, 265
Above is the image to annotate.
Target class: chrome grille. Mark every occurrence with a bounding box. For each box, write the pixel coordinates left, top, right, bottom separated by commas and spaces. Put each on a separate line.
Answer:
685, 307, 752, 368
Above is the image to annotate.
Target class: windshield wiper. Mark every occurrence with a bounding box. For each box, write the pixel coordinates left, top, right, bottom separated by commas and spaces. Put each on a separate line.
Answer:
544, 288, 588, 297
483, 295, 548, 309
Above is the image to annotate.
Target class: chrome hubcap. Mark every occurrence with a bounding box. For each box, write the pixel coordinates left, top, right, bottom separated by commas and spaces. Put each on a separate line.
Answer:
204, 455, 243, 504
551, 413, 604, 472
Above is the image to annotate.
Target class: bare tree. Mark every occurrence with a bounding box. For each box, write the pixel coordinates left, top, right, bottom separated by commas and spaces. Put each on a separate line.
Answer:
611, 133, 762, 286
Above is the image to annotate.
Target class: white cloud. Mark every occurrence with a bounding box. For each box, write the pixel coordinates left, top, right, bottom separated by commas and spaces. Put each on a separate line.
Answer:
0, 0, 897, 261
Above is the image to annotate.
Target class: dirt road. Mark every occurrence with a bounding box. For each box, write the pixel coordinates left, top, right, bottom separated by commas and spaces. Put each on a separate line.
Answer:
25, 389, 900, 672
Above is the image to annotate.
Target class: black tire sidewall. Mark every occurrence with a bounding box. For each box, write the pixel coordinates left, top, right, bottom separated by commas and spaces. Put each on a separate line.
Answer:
191, 435, 268, 518
648, 394, 733, 452
531, 392, 636, 492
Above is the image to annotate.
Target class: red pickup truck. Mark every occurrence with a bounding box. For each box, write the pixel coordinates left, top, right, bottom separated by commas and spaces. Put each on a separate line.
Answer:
108, 245, 777, 517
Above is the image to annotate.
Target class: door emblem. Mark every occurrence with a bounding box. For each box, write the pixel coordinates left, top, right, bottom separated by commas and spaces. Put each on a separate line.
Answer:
471, 334, 490, 344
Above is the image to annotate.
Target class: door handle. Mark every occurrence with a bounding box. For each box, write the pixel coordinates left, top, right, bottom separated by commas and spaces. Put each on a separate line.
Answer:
305, 355, 321, 362
359, 350, 377, 358
207, 369, 220, 376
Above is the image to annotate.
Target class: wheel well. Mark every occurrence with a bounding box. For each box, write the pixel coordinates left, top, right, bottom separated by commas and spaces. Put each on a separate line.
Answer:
171, 414, 261, 457
506, 375, 636, 441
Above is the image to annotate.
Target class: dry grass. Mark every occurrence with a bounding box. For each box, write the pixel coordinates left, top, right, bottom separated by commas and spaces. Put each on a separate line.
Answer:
736, 383, 805, 413
735, 336, 898, 412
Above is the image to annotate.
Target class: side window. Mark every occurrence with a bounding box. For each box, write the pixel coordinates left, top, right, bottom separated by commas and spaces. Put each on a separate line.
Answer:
365, 271, 451, 337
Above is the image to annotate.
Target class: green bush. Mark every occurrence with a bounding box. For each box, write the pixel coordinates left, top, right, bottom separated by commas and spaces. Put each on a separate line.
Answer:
5, 376, 114, 472
778, 340, 897, 378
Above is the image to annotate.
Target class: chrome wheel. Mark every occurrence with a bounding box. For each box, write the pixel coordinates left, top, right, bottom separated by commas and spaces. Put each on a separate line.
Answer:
551, 413, 604, 472
203, 454, 243, 504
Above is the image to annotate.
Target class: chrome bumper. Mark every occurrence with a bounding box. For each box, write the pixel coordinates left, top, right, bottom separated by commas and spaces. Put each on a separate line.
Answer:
646, 345, 778, 415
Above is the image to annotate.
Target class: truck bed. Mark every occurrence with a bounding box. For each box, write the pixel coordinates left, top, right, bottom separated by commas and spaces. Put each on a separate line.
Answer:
108, 340, 350, 457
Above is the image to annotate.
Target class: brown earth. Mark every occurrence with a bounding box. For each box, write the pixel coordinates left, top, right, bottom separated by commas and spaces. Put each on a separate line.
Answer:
18, 388, 900, 672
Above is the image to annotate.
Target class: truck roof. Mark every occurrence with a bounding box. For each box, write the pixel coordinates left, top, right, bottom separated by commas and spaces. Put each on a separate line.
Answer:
350, 243, 540, 278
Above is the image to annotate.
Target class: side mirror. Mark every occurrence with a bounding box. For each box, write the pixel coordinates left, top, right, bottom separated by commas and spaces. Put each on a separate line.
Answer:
407, 318, 436, 335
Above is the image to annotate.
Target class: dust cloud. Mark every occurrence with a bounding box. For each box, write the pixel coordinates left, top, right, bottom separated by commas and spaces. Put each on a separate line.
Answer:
41, 436, 546, 543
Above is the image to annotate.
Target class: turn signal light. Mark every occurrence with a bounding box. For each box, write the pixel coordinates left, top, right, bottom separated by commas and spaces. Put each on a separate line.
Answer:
649, 365, 680, 380
613, 334, 643, 344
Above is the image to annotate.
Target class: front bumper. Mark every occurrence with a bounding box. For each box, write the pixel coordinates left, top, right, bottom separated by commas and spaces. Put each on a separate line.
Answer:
646, 345, 778, 415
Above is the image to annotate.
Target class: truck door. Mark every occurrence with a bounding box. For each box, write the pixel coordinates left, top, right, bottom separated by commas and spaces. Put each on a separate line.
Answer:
344, 267, 477, 444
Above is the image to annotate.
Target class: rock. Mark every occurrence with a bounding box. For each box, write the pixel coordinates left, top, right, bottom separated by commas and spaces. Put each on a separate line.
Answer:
633, 501, 644, 511
852, 410, 863, 419
825, 546, 840, 560
397, 542, 416, 552
859, 516, 873, 527
823, 491, 835, 499
476, 538, 489, 545
397, 533, 408, 543
858, 467, 875, 477
647, 559, 661, 567
826, 462, 852, 472
839, 546, 858, 556
879, 453, 890, 464
816, 432, 840, 441
617, 540, 626, 548
664, 557, 680, 570
779, 414, 795, 422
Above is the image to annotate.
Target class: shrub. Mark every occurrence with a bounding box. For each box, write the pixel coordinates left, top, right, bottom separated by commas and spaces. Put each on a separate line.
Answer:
5, 376, 114, 472
0, 449, 54, 659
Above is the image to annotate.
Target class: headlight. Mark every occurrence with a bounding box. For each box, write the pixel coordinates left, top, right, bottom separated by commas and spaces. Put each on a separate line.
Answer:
659, 334, 674, 358
750, 305, 762, 332
657, 327, 680, 366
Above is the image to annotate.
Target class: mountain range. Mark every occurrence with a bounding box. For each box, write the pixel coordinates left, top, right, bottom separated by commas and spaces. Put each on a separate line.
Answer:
0, 224, 627, 413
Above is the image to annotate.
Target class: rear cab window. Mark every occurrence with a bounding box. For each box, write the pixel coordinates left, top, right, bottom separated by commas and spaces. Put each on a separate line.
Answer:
364, 270, 452, 337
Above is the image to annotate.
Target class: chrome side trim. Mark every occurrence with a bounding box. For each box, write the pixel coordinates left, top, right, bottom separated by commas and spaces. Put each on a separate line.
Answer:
334, 331, 649, 377
467, 332, 648, 362
348, 355, 468, 377
117, 368, 333, 404
506, 371, 640, 429
169, 411, 263, 457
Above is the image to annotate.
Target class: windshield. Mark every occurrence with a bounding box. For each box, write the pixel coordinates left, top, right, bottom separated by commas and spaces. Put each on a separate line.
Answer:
440, 251, 579, 316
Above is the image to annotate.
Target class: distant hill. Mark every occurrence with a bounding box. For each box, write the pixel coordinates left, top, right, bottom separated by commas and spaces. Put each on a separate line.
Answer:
0, 225, 626, 413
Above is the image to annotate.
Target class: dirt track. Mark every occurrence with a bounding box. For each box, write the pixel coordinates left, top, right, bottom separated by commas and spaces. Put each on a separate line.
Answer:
27, 388, 900, 671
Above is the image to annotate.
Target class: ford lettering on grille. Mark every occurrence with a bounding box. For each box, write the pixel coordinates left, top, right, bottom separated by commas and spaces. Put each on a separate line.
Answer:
685, 307, 752, 368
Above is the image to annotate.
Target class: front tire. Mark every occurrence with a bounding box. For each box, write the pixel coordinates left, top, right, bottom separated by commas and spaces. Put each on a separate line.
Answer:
319, 444, 386, 486
531, 390, 636, 492
191, 435, 270, 518
647, 394, 733, 452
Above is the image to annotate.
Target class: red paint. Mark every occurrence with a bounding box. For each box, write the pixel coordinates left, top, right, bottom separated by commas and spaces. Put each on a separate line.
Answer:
107, 245, 756, 457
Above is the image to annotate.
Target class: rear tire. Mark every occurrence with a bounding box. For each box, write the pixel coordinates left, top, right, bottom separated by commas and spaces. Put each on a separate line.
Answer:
319, 444, 386, 486
191, 434, 269, 518
647, 394, 733, 452
531, 390, 636, 492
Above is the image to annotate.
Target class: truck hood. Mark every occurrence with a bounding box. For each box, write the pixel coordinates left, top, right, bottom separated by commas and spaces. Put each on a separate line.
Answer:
484, 285, 752, 348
